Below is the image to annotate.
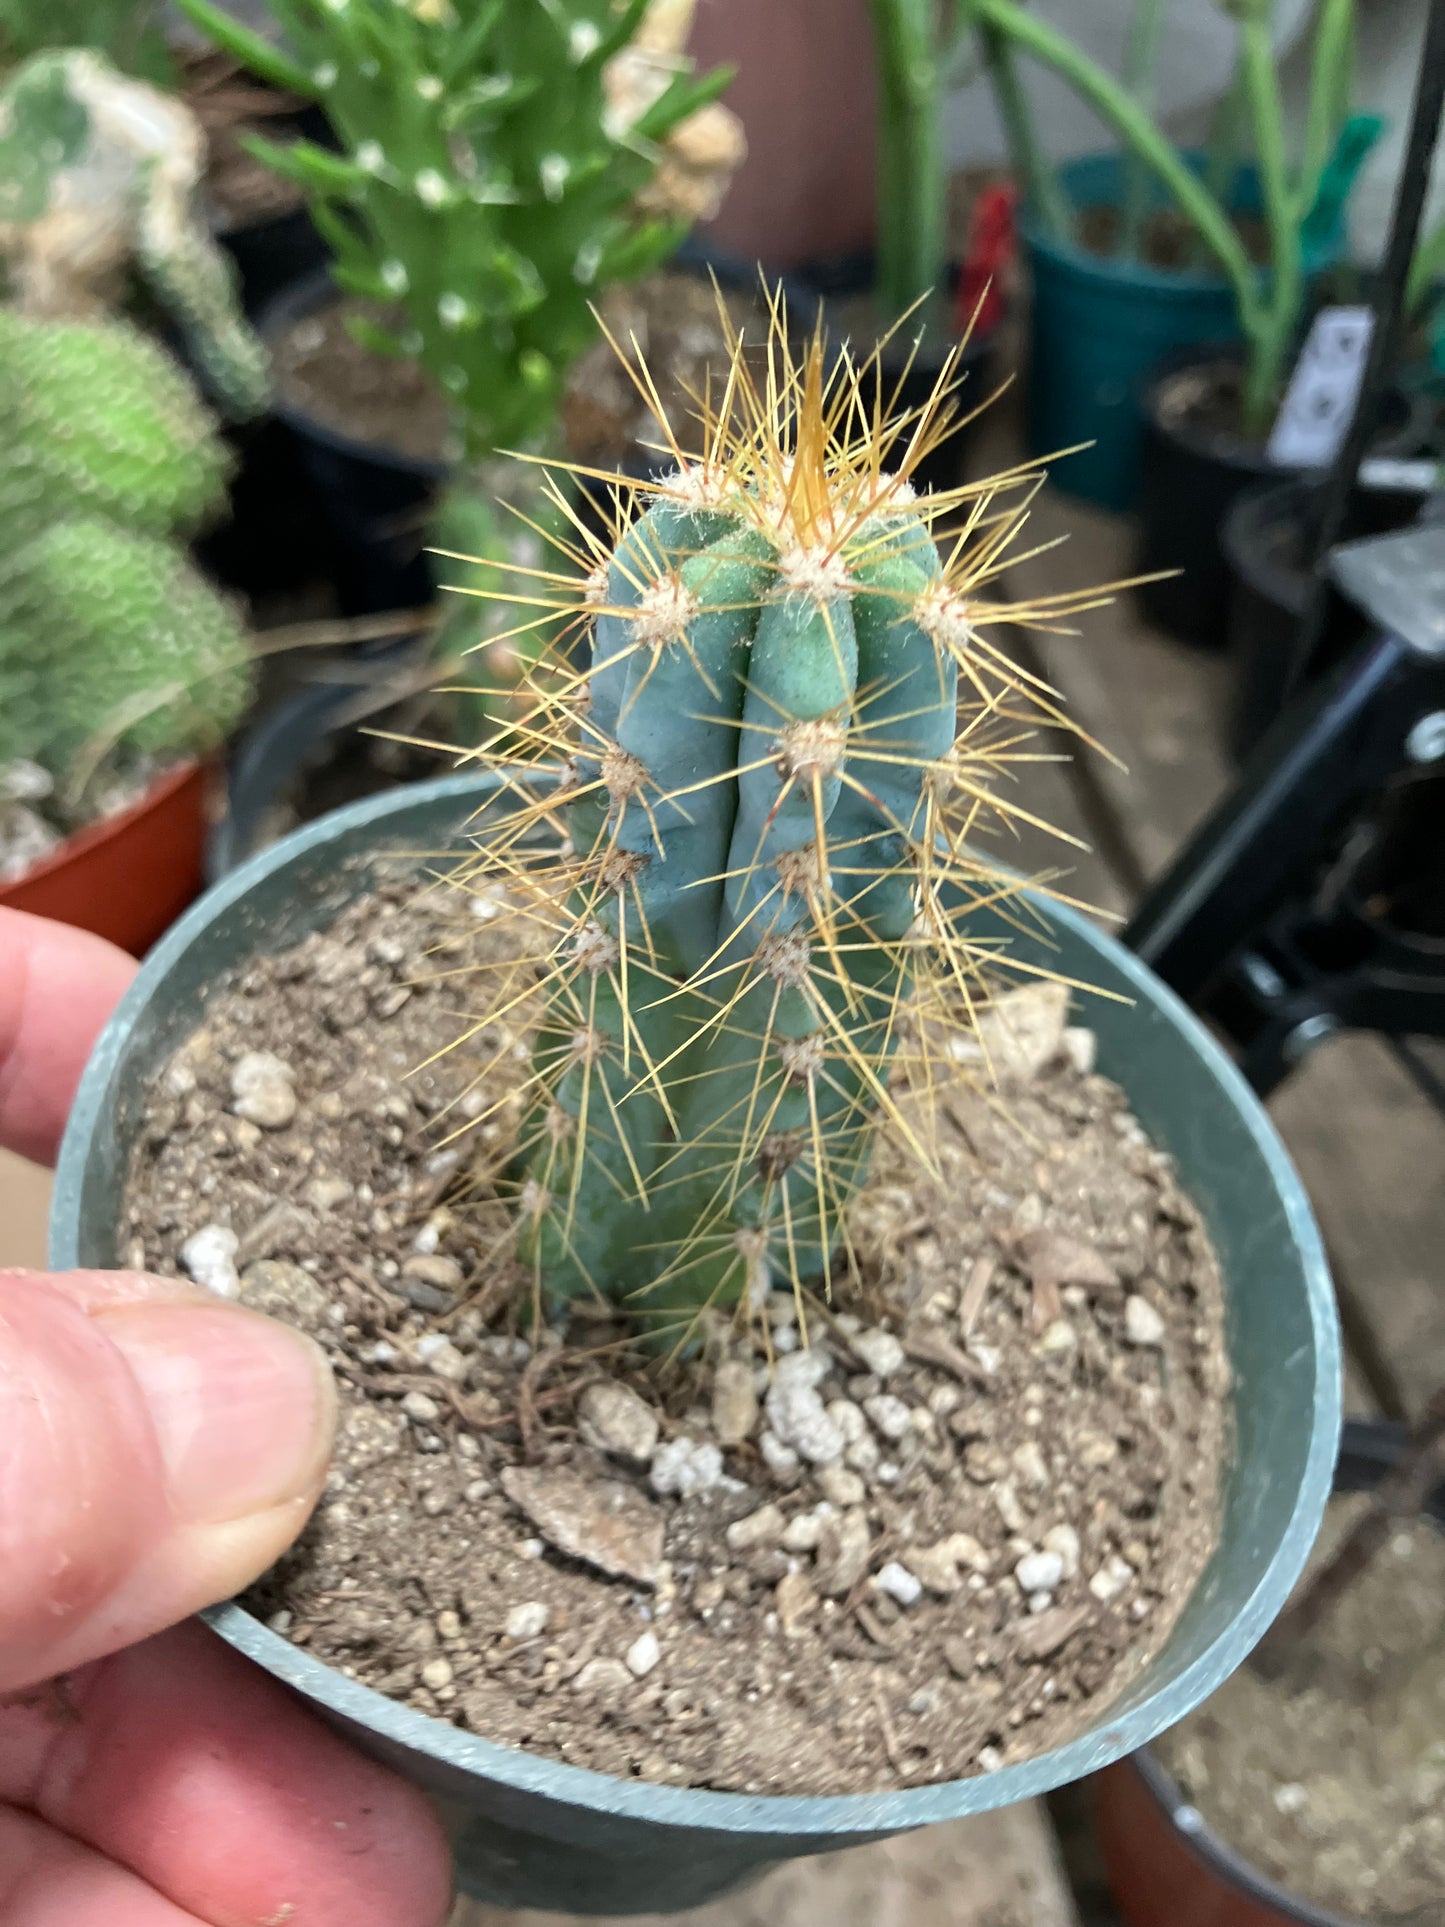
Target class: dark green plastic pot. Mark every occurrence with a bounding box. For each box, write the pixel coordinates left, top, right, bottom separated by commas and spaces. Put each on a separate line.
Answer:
1022, 154, 1343, 512
51, 772, 1341, 1916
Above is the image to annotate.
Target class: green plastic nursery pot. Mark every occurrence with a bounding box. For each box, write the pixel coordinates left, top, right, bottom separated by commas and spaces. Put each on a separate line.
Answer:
52, 772, 1341, 1916
1022, 154, 1343, 513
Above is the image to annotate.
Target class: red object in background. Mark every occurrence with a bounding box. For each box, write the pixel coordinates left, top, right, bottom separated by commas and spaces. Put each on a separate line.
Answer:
1094, 1757, 1342, 1927
957, 184, 1017, 338
0, 762, 211, 959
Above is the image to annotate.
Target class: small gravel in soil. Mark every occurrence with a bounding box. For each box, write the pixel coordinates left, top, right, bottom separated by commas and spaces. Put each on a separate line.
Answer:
121, 876, 1231, 1797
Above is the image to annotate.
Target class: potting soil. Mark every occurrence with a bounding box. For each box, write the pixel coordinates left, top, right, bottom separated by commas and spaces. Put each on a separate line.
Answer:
1160, 1492, 1445, 1920
120, 875, 1231, 1796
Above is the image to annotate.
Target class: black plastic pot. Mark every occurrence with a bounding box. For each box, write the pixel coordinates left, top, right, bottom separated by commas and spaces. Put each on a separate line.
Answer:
790, 252, 1000, 498
1135, 357, 1425, 649
193, 411, 323, 603
219, 202, 328, 322
1223, 477, 1429, 760
54, 770, 1340, 1914
259, 268, 450, 619
1094, 1420, 1445, 1927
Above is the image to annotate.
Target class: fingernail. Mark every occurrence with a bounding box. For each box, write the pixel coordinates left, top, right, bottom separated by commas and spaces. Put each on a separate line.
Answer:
97, 1301, 336, 1524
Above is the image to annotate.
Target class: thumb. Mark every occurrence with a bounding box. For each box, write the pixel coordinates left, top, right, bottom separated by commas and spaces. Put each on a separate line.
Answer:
0, 1268, 335, 1694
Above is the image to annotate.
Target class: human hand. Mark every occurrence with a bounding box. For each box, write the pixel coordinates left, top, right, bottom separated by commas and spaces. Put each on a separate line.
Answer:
0, 907, 453, 1927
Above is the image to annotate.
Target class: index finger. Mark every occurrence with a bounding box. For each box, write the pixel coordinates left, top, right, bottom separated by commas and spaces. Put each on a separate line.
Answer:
0, 909, 136, 1167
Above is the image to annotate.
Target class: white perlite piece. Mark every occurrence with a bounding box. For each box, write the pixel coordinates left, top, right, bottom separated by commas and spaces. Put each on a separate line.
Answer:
1123, 1295, 1167, 1348
765, 1351, 845, 1465
1062, 1026, 1098, 1075
1015, 1550, 1065, 1595
850, 1328, 905, 1377
649, 1436, 724, 1498
401, 1391, 440, 1424
414, 1333, 469, 1384
578, 1381, 660, 1464
759, 1429, 800, 1477
179, 1223, 241, 1298
863, 1393, 912, 1442
420, 1657, 453, 1690
624, 1629, 661, 1678
505, 1601, 549, 1642
1090, 1554, 1136, 1601
875, 1561, 923, 1607
229, 1051, 298, 1130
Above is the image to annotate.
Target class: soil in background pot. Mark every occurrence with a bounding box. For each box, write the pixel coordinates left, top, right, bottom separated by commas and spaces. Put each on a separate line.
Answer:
1157, 1492, 1445, 1921
1076, 205, 1270, 276
271, 297, 456, 468
120, 873, 1231, 1798
269, 271, 778, 476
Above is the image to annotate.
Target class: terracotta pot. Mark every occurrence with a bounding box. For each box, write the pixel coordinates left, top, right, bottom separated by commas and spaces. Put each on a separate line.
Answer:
689, 0, 877, 269
0, 763, 211, 958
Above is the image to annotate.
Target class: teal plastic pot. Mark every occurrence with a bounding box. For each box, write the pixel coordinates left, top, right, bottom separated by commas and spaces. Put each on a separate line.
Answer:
1022, 154, 1342, 511
51, 772, 1341, 1916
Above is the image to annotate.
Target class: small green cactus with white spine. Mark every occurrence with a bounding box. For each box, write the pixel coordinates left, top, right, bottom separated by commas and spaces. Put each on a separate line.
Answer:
452, 316, 1093, 1343
0, 310, 231, 541
0, 312, 251, 789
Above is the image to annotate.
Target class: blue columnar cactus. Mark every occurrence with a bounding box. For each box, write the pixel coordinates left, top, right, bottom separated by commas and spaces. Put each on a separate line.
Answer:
453, 317, 1091, 1342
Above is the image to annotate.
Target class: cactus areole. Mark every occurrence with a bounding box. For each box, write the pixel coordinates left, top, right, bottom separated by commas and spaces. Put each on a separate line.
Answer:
452, 314, 1077, 1343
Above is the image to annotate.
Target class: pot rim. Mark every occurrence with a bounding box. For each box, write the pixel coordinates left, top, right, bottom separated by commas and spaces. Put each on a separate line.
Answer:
1120, 1417, 1445, 1927
0, 761, 205, 905
52, 769, 1340, 1841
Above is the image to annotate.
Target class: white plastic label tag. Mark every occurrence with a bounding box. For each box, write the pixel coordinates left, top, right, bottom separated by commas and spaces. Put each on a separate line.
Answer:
1267, 306, 1374, 469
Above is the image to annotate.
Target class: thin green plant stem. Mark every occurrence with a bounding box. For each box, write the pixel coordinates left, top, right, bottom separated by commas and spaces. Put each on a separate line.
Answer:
977, 19, 1071, 240
972, 0, 1258, 312
1237, 4, 1299, 435
1118, 0, 1168, 258
1298, 0, 1356, 219
1187, 53, 1245, 270
868, 0, 947, 316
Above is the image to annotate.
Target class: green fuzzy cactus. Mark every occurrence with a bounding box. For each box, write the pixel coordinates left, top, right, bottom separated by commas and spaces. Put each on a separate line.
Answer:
452, 322, 1087, 1343
0, 312, 231, 542
0, 312, 252, 791
0, 518, 252, 774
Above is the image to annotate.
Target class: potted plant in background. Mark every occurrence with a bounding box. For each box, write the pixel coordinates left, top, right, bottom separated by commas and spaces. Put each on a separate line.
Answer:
969, 0, 1414, 649
175, 0, 741, 621
1095, 1410, 1445, 1927
0, 312, 254, 952
54, 317, 1339, 1911
793, 0, 1008, 497
1220, 211, 1445, 761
